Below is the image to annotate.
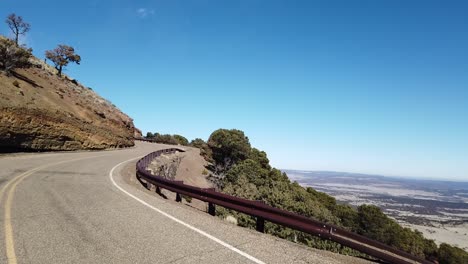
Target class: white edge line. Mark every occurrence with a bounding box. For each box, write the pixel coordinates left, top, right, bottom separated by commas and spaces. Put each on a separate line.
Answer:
109, 157, 266, 264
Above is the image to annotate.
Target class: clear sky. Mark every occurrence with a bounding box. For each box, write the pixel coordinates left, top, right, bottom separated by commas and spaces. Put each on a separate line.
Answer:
1, 1, 467, 181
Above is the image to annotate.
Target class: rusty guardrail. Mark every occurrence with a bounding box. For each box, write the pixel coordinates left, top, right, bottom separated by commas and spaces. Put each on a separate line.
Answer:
136, 148, 432, 264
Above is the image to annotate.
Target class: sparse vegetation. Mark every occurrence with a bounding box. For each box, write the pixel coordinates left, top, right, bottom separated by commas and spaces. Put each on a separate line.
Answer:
0, 37, 32, 75
45, 44, 81, 77
182, 195, 192, 203
0, 29, 134, 152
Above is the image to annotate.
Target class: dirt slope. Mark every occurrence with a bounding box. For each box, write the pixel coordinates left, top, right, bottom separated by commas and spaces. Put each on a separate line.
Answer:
147, 146, 212, 189
145, 146, 212, 210
0, 56, 136, 151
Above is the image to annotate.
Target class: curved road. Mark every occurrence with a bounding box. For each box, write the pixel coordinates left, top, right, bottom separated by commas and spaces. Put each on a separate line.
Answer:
0, 142, 368, 264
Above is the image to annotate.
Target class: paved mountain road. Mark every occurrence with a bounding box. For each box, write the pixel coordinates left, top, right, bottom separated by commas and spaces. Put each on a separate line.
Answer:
0, 142, 369, 264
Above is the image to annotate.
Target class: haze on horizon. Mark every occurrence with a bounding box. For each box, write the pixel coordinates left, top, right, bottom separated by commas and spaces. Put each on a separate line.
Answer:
2, 1, 467, 181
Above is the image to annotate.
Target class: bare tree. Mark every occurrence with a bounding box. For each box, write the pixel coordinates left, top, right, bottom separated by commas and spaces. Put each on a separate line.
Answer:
5, 14, 31, 46
45, 45, 81, 77
206, 157, 233, 189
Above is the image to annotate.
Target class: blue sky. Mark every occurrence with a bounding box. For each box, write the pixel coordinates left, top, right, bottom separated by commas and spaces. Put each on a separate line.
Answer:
1, 1, 467, 180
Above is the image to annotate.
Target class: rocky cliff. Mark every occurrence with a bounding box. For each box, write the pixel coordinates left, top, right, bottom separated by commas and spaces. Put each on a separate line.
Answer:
0, 57, 136, 151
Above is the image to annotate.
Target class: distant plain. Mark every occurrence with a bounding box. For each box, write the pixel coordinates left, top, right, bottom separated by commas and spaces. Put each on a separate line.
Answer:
284, 170, 468, 250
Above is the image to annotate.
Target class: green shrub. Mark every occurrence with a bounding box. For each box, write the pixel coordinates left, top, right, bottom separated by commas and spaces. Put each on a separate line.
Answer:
146, 132, 188, 146
250, 148, 271, 170
190, 138, 213, 162
0, 37, 32, 75
207, 129, 251, 169
12, 80, 20, 87
439, 243, 468, 264
355, 204, 437, 258
153, 133, 178, 145
173, 134, 189, 146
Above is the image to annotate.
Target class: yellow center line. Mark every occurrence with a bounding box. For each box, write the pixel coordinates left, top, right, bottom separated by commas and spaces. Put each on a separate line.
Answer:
0, 163, 52, 217
1, 154, 110, 264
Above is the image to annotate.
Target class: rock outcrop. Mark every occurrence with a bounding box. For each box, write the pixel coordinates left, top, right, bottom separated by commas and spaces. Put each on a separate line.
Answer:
0, 57, 135, 151
134, 127, 143, 139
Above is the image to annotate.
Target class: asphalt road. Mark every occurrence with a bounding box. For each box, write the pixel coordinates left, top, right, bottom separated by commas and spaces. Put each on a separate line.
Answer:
0, 142, 369, 264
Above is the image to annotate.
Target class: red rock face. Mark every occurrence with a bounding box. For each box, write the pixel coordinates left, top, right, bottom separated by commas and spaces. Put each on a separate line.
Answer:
0, 61, 136, 151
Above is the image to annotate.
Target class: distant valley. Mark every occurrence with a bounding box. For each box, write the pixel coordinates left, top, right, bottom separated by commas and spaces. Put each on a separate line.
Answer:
284, 170, 468, 250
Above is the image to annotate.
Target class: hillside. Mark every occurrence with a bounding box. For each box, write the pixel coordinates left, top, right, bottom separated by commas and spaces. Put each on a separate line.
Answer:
178, 128, 468, 264
0, 55, 136, 151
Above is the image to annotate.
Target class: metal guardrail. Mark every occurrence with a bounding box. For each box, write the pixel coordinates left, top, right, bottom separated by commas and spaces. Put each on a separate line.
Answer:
136, 148, 433, 264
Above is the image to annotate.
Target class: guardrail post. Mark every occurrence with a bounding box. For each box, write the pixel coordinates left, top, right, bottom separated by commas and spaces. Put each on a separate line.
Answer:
256, 217, 265, 233
176, 193, 182, 202
255, 200, 266, 233
208, 202, 216, 216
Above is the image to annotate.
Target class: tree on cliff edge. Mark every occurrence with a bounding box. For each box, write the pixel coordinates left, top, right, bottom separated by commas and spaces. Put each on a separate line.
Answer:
5, 14, 30, 46
45, 45, 81, 77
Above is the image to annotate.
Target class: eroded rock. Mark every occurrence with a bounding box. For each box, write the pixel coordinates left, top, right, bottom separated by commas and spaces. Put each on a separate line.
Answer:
0, 65, 136, 151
